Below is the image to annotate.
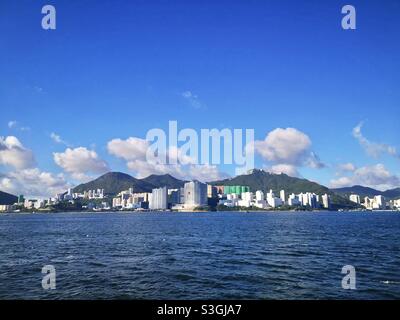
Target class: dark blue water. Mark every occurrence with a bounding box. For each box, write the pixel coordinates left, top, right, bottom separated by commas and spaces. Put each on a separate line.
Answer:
0, 211, 399, 299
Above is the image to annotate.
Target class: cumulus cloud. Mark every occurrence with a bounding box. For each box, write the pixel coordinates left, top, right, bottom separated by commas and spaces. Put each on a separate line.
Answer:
0, 168, 70, 198
253, 128, 324, 175
254, 128, 312, 164
107, 137, 228, 182
265, 164, 300, 177
107, 137, 149, 162
330, 163, 400, 191
337, 162, 356, 172
53, 147, 109, 182
353, 122, 399, 159
0, 136, 36, 169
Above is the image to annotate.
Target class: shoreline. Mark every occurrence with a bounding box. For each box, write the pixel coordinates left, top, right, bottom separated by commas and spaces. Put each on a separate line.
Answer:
1, 209, 399, 215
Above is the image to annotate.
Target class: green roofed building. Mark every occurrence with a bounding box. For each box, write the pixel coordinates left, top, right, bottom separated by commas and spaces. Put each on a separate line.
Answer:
223, 185, 250, 195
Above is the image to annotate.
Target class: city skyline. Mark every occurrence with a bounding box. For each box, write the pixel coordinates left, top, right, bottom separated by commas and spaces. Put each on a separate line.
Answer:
1, 0, 399, 198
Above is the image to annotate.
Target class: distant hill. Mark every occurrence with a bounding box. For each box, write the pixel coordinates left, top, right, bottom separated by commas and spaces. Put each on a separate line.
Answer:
73, 172, 186, 195
141, 174, 185, 189
73, 170, 397, 207
332, 185, 400, 200
382, 188, 400, 199
0, 191, 18, 205
73, 172, 155, 195
211, 169, 356, 209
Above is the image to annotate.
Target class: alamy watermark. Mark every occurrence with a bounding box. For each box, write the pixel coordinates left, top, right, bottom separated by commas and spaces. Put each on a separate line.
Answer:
42, 265, 56, 290
342, 5, 356, 30
41, 5, 56, 30
40, 4, 356, 31
341, 265, 356, 290
145, 121, 255, 176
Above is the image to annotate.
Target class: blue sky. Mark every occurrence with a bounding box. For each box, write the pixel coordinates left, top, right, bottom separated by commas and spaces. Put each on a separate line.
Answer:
0, 0, 399, 196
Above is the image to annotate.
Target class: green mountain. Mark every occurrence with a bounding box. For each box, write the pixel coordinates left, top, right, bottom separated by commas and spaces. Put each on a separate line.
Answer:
382, 188, 400, 199
73, 172, 186, 196
332, 185, 400, 200
73, 170, 394, 208
0, 191, 18, 205
73, 172, 154, 195
141, 174, 185, 189
211, 169, 357, 209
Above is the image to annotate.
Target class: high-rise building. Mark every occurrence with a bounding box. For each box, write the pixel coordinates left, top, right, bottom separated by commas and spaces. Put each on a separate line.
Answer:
374, 195, 385, 209
150, 187, 168, 210
17, 195, 25, 204
238, 192, 253, 207
363, 195, 385, 210
280, 190, 286, 203
223, 185, 250, 195
184, 181, 207, 208
168, 189, 181, 205
288, 193, 301, 206
207, 185, 218, 198
255, 191, 264, 201
321, 194, 331, 209
349, 194, 361, 204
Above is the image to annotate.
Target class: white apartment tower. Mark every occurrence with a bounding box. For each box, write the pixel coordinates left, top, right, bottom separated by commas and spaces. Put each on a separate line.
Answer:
150, 187, 168, 210
184, 181, 208, 207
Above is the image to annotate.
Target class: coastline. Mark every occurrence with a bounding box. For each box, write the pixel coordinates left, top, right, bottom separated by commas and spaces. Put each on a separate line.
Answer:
1, 209, 399, 215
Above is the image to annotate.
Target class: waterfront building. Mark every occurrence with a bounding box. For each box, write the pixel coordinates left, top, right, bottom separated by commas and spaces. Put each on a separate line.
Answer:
255, 190, 264, 201
288, 193, 301, 206
214, 185, 225, 195
17, 195, 25, 204
374, 195, 385, 209
389, 199, 400, 210
184, 181, 208, 208
150, 187, 168, 210
280, 190, 286, 203
349, 194, 361, 204
207, 185, 218, 198
266, 190, 283, 208
321, 194, 331, 209
238, 192, 254, 207
363, 195, 385, 210
223, 185, 250, 195
307, 193, 318, 209
0, 205, 15, 212
168, 189, 181, 205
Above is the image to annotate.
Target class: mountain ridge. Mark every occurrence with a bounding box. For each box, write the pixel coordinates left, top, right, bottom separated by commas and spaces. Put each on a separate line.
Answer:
332, 185, 400, 199
211, 169, 356, 208
72, 169, 366, 208
0, 191, 18, 205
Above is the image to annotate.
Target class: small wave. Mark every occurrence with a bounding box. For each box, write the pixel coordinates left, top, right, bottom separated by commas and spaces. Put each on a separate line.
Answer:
381, 280, 400, 285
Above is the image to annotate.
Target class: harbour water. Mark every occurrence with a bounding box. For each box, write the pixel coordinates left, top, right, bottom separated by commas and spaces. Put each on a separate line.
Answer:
0, 211, 399, 299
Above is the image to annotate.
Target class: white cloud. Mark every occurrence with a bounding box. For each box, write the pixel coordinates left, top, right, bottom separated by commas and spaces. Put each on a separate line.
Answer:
50, 132, 70, 146
107, 137, 228, 182
265, 164, 300, 177
353, 122, 399, 159
7, 120, 30, 131
330, 163, 400, 191
338, 162, 356, 172
181, 91, 204, 109
254, 128, 310, 164
107, 137, 149, 161
0, 136, 36, 169
8, 121, 17, 129
53, 147, 109, 182
254, 127, 324, 172
0, 168, 70, 198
